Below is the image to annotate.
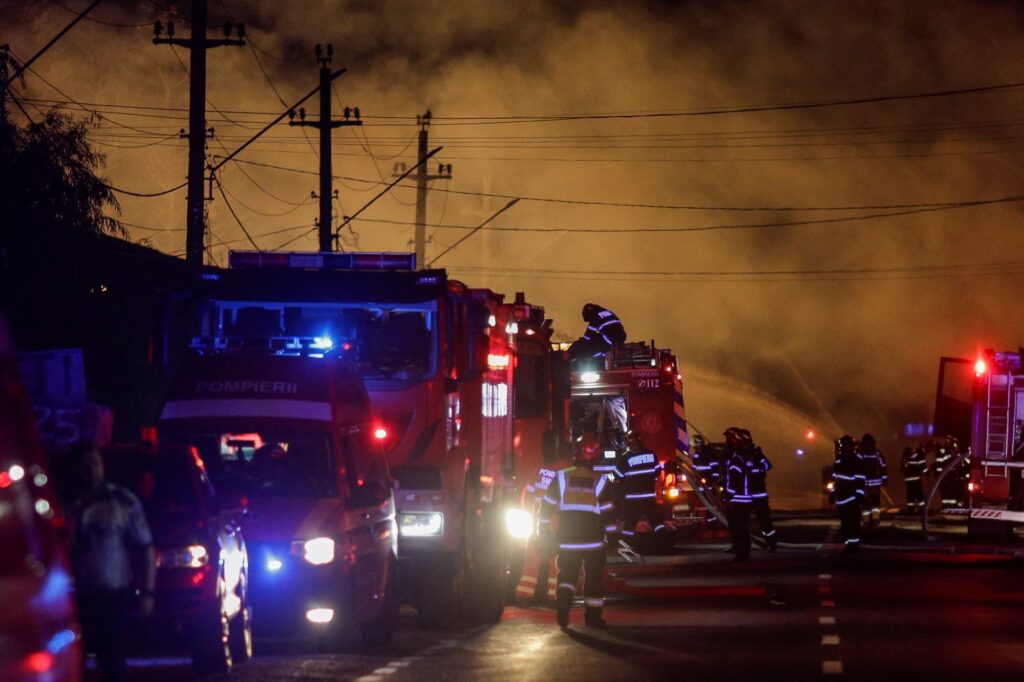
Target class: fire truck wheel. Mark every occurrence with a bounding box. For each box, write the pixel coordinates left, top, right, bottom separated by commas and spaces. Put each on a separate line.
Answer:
361, 560, 400, 648
416, 558, 460, 630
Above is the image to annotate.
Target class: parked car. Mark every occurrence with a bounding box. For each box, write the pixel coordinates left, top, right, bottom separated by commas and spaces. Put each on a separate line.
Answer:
0, 319, 83, 682
100, 443, 251, 675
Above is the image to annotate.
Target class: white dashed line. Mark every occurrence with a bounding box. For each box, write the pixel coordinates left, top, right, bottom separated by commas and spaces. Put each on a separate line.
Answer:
373, 667, 398, 675
356, 676, 383, 682
821, 634, 840, 645
819, 573, 832, 580
390, 660, 412, 667
819, 616, 836, 626
822, 660, 844, 675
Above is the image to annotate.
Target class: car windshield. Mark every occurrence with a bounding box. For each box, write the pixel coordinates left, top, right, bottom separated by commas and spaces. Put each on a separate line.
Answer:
174, 429, 337, 499
199, 301, 437, 380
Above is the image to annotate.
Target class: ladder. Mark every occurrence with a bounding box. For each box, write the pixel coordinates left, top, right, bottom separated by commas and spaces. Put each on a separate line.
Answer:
984, 371, 1012, 477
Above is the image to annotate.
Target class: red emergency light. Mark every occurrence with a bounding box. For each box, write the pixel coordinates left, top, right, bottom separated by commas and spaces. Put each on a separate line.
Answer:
974, 358, 988, 377
373, 426, 389, 441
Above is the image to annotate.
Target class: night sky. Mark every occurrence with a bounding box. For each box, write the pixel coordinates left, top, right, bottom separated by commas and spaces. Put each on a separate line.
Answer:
5, 1, 1024, 499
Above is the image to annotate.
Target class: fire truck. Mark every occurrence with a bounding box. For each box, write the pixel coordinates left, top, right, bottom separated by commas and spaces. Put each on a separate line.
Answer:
180, 251, 523, 627
937, 350, 1024, 533
568, 341, 705, 533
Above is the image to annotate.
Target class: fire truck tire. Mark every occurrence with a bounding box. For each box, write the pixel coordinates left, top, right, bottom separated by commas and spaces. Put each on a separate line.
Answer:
416, 558, 460, 630
361, 561, 400, 648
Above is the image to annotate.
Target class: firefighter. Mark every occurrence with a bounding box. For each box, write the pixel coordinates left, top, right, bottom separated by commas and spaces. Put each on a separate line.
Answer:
540, 434, 616, 629
831, 435, 866, 553
723, 427, 778, 562
935, 436, 963, 508
616, 430, 669, 546
690, 433, 717, 490
522, 441, 569, 604
901, 445, 927, 513
858, 433, 888, 527
568, 303, 626, 362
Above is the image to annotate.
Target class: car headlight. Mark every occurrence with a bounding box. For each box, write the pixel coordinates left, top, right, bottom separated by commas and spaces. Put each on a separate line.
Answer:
302, 537, 336, 565
504, 508, 534, 539
158, 544, 209, 569
399, 512, 444, 537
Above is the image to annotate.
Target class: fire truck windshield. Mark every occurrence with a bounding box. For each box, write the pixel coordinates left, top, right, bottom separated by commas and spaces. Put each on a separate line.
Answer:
171, 430, 338, 499
198, 301, 437, 379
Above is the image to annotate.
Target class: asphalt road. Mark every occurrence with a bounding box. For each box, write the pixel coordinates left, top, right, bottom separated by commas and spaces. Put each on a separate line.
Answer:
109, 517, 1024, 682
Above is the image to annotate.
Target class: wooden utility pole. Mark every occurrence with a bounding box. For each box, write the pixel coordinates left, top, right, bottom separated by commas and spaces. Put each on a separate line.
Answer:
153, 0, 245, 267
394, 112, 452, 269
289, 44, 361, 252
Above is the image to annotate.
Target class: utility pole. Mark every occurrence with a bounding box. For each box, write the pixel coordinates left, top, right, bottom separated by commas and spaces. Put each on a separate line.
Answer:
393, 111, 453, 269
289, 44, 361, 252
153, 0, 245, 268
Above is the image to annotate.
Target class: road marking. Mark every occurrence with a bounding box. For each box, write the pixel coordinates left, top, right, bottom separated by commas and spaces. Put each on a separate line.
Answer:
390, 660, 412, 667
355, 677, 383, 682
822, 660, 844, 675
819, 616, 836, 625
819, 573, 832, 580
373, 667, 397, 675
821, 634, 840, 645
821, 599, 835, 607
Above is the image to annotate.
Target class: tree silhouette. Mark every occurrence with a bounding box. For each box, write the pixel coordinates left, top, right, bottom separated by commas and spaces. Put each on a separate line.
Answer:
1, 108, 123, 238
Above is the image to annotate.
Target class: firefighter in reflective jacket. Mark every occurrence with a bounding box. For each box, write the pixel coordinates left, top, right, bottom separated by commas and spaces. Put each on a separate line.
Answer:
723, 428, 778, 562
831, 435, 866, 553
522, 443, 569, 604
569, 303, 626, 362
935, 436, 963, 508
902, 445, 928, 513
540, 436, 616, 629
616, 430, 668, 540
857, 433, 888, 527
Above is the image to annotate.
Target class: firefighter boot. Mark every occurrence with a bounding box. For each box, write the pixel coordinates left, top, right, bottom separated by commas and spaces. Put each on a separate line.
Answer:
556, 588, 573, 629
585, 606, 607, 629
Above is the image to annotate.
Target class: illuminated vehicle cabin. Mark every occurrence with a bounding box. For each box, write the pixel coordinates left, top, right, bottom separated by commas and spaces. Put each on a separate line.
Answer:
157, 352, 398, 645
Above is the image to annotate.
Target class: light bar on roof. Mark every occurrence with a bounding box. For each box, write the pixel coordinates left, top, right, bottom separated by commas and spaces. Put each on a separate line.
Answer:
228, 251, 417, 271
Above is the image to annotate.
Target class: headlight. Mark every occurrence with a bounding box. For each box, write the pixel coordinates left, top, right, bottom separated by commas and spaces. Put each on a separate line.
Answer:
399, 512, 444, 537
158, 544, 209, 568
666, 487, 680, 500
504, 508, 534, 539
580, 371, 600, 384
302, 537, 335, 565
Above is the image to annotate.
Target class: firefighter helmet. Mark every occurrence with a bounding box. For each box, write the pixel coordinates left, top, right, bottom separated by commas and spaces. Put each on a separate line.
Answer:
576, 433, 601, 463
581, 303, 600, 322
861, 433, 876, 448
835, 435, 857, 459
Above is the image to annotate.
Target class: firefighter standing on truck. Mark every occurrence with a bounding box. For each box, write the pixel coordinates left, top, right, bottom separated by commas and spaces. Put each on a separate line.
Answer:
540, 435, 616, 629
723, 428, 778, 562
568, 303, 626, 362
902, 445, 927, 513
616, 430, 668, 544
858, 433, 888, 527
831, 435, 866, 553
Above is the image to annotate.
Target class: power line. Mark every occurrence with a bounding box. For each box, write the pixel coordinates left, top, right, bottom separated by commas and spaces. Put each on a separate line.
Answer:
48, 0, 151, 28
222, 157, 1024, 215
105, 180, 187, 197
213, 175, 260, 250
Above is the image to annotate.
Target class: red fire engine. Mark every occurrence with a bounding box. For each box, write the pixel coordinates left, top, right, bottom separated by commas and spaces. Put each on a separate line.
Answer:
569, 341, 703, 530
183, 252, 524, 627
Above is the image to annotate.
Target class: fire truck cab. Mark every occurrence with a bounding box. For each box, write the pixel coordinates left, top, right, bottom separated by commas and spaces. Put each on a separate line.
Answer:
569, 341, 700, 530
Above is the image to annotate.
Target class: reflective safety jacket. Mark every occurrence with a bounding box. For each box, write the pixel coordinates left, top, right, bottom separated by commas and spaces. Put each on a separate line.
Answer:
859, 447, 888, 488
933, 447, 954, 473
902, 448, 928, 482
692, 442, 727, 484
615, 448, 663, 502
725, 447, 772, 503
832, 454, 866, 506
524, 463, 562, 511
540, 464, 616, 551
581, 306, 626, 356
